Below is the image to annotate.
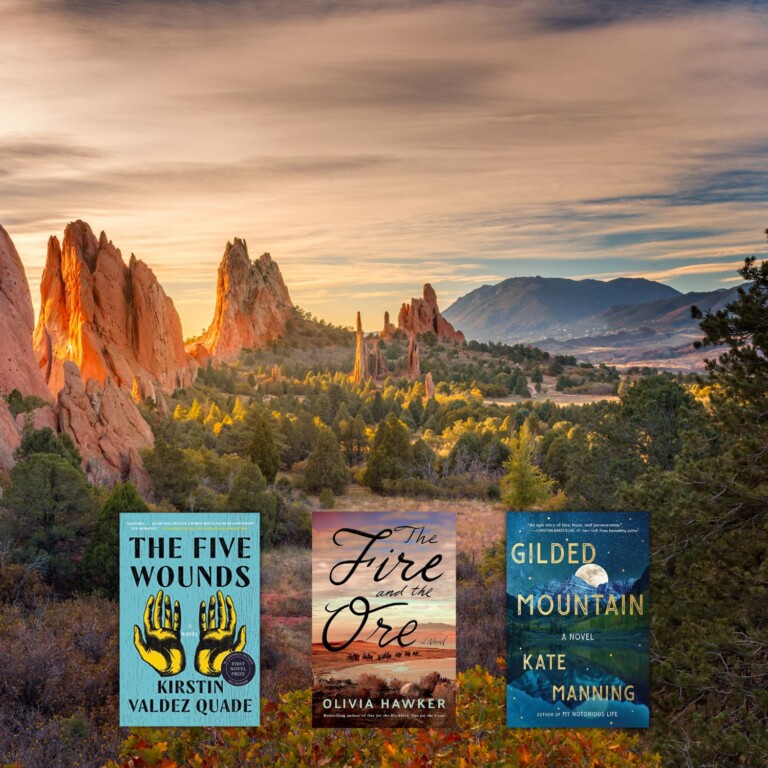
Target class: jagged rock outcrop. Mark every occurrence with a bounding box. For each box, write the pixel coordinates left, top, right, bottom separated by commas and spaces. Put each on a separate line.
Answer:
57, 360, 154, 492
15, 406, 57, 434
0, 225, 154, 487
407, 335, 420, 378
369, 338, 387, 379
425, 371, 435, 399
352, 312, 370, 383
0, 225, 53, 401
398, 283, 465, 344
34, 221, 196, 399
381, 310, 397, 340
187, 240, 293, 363
352, 314, 390, 382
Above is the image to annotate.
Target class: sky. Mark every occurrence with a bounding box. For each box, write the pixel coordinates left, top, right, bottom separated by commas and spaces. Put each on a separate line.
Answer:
312, 511, 456, 641
1, 0, 767, 334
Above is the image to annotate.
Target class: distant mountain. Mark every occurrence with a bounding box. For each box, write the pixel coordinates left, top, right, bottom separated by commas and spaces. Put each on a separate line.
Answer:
443, 275, 741, 369
443, 276, 680, 342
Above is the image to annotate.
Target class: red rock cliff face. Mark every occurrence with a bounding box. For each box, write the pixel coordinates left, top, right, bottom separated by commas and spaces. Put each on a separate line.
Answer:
57, 360, 153, 493
0, 225, 153, 488
0, 225, 53, 401
187, 239, 293, 363
34, 221, 196, 399
398, 283, 465, 344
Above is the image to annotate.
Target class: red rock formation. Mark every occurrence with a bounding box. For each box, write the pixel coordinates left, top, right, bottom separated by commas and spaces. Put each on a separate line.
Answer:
0, 402, 19, 469
369, 337, 387, 379
34, 221, 196, 399
352, 312, 370, 383
188, 240, 293, 363
424, 371, 436, 399
381, 310, 397, 340
15, 406, 57, 434
0, 225, 53, 401
407, 334, 421, 378
0, 225, 153, 487
397, 283, 465, 344
57, 361, 154, 492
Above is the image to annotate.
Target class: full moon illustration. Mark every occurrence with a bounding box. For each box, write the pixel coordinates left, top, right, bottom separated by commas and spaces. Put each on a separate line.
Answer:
575, 563, 609, 587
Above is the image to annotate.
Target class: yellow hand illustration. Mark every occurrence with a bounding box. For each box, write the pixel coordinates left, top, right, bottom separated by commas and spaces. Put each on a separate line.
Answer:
133, 590, 186, 677
194, 590, 247, 676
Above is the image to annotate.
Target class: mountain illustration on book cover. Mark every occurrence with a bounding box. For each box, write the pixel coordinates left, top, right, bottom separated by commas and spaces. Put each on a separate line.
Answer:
312, 511, 457, 728
120, 513, 260, 726
506, 511, 649, 728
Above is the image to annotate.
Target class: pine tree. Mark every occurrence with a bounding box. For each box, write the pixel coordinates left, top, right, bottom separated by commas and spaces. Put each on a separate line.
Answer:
84, 482, 148, 598
362, 414, 414, 493
248, 412, 280, 483
501, 423, 561, 510
3, 435, 95, 590
143, 428, 196, 509
304, 428, 349, 494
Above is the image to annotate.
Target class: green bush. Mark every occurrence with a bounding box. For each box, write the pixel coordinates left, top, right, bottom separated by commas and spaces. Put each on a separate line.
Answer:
318, 487, 335, 509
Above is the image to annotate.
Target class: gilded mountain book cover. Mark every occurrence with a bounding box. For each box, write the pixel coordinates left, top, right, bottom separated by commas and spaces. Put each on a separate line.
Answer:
312, 511, 457, 727
507, 511, 649, 728
120, 513, 260, 726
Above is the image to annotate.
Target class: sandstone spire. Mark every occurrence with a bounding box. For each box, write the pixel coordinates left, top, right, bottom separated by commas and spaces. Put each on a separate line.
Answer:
34, 221, 196, 399
424, 371, 435, 399
407, 334, 420, 378
369, 338, 387, 379
352, 311, 370, 383
381, 310, 397, 340
397, 283, 465, 344
187, 240, 293, 363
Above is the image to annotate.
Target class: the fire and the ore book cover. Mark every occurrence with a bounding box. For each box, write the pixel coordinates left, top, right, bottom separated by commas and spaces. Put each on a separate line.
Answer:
506, 511, 649, 728
120, 513, 260, 726
312, 511, 457, 727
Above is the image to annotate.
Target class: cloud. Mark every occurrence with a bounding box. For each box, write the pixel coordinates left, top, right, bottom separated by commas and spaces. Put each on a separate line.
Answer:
577, 260, 748, 283
0, 0, 766, 331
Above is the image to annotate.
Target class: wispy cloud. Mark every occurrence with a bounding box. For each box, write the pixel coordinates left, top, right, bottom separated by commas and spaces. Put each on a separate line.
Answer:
0, 0, 766, 330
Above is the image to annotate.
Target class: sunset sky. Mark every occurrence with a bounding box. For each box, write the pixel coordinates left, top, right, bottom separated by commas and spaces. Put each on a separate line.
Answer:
313, 511, 456, 642
2, 0, 766, 333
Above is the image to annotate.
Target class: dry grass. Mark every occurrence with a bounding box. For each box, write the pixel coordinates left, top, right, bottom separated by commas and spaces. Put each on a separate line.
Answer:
261, 545, 310, 598
261, 546, 312, 700
483, 377, 619, 407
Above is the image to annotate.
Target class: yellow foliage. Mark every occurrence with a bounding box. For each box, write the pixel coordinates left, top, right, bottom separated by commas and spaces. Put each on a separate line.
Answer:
109, 668, 661, 768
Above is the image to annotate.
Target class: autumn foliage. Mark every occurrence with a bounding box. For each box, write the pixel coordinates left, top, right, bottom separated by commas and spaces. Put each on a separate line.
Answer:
106, 667, 660, 768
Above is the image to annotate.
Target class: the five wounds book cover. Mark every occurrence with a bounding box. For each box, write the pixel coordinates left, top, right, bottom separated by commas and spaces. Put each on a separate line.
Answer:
120, 513, 260, 726
312, 511, 457, 728
506, 512, 649, 729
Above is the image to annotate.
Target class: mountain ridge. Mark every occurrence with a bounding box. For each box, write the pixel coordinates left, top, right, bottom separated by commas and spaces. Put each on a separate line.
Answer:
443, 275, 739, 353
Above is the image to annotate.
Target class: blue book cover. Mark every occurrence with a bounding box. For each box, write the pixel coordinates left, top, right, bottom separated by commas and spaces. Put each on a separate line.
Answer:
120, 512, 260, 726
506, 511, 649, 728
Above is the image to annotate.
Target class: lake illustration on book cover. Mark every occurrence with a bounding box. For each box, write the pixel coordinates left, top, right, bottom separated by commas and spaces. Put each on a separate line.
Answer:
312, 511, 457, 728
120, 512, 260, 727
507, 511, 649, 728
